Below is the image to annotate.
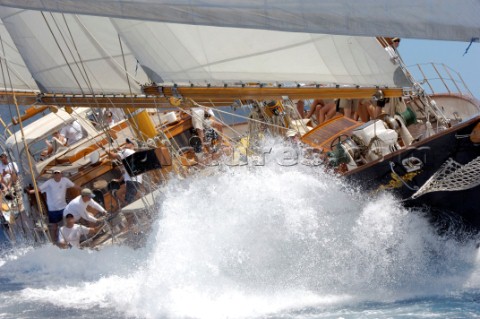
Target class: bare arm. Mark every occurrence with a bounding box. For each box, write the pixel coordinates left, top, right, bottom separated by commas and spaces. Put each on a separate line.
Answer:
104, 148, 121, 161
79, 208, 99, 223
57, 229, 68, 249
88, 224, 104, 236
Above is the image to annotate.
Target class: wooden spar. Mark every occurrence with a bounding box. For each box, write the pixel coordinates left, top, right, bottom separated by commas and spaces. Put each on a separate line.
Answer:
12, 105, 49, 124
155, 86, 405, 100
0, 86, 405, 109
0, 91, 40, 106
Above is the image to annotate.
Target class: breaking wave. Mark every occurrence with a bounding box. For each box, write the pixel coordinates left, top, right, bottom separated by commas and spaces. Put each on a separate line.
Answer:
1, 161, 479, 318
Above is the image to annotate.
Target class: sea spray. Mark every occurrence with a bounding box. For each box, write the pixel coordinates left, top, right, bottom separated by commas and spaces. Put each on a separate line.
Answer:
0, 163, 479, 318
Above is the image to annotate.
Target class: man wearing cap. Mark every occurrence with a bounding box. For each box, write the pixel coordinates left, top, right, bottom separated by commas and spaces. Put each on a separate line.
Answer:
31, 170, 80, 242
105, 138, 143, 205
63, 188, 107, 224
385, 37, 401, 64
58, 213, 103, 249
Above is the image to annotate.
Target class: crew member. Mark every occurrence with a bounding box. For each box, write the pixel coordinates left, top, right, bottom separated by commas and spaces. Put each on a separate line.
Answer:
63, 188, 106, 224
58, 213, 103, 249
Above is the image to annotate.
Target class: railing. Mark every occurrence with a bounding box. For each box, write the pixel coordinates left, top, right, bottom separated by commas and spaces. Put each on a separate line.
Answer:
408, 63, 473, 97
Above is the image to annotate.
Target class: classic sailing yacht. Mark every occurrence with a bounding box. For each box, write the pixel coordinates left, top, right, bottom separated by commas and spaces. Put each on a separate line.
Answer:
0, 2, 479, 246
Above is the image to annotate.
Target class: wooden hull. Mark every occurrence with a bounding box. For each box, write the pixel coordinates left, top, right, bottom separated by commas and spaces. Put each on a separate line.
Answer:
345, 115, 480, 231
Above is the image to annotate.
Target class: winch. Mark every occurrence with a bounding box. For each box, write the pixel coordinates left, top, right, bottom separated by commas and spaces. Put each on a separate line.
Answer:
327, 106, 418, 169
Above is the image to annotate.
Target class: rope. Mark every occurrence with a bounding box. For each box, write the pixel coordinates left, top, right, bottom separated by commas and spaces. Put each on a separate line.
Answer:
412, 156, 480, 199
0, 51, 35, 91
191, 99, 289, 131
41, 11, 85, 94
384, 36, 449, 126
52, 13, 91, 93
0, 35, 51, 244
74, 16, 142, 87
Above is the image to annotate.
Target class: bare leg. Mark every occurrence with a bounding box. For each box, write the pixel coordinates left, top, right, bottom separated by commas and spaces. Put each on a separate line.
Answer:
306, 99, 323, 119
115, 184, 127, 207
357, 100, 372, 122
343, 106, 352, 119
296, 100, 305, 118
318, 103, 336, 124
49, 223, 58, 243
325, 103, 337, 121
305, 103, 317, 119
317, 105, 326, 124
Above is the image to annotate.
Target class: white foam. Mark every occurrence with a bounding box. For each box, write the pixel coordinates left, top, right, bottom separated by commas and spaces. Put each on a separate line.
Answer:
2, 158, 480, 318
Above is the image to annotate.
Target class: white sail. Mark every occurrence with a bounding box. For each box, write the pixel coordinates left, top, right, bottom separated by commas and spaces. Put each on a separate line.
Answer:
113, 20, 407, 87
0, 7, 149, 94
0, 20, 37, 91
0, 0, 478, 42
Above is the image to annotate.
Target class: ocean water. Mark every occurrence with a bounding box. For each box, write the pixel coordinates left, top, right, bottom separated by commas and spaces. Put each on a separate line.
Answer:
1, 160, 480, 319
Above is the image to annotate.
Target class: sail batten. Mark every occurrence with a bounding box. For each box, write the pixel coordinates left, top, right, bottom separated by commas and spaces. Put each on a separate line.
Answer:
0, 0, 478, 42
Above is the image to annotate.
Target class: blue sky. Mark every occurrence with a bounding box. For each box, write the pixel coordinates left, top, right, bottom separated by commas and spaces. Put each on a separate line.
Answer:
399, 39, 480, 99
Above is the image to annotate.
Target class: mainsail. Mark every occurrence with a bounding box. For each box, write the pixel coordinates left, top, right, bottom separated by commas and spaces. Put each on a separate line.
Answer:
112, 19, 405, 87
0, 7, 149, 94
0, 0, 478, 42
0, 3, 415, 96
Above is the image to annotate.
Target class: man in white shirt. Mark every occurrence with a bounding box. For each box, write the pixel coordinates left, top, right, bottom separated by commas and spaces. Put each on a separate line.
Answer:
105, 138, 143, 205
60, 120, 84, 146
191, 107, 223, 149
0, 153, 24, 213
34, 170, 80, 242
63, 188, 107, 224
105, 111, 116, 127
58, 213, 102, 249
385, 37, 401, 64
0, 153, 18, 188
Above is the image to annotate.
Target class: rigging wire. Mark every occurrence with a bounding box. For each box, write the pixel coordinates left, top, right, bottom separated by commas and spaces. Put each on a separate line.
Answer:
0, 34, 51, 243
117, 34, 143, 144
75, 17, 142, 87
51, 12, 92, 94
0, 51, 35, 91
41, 11, 85, 95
